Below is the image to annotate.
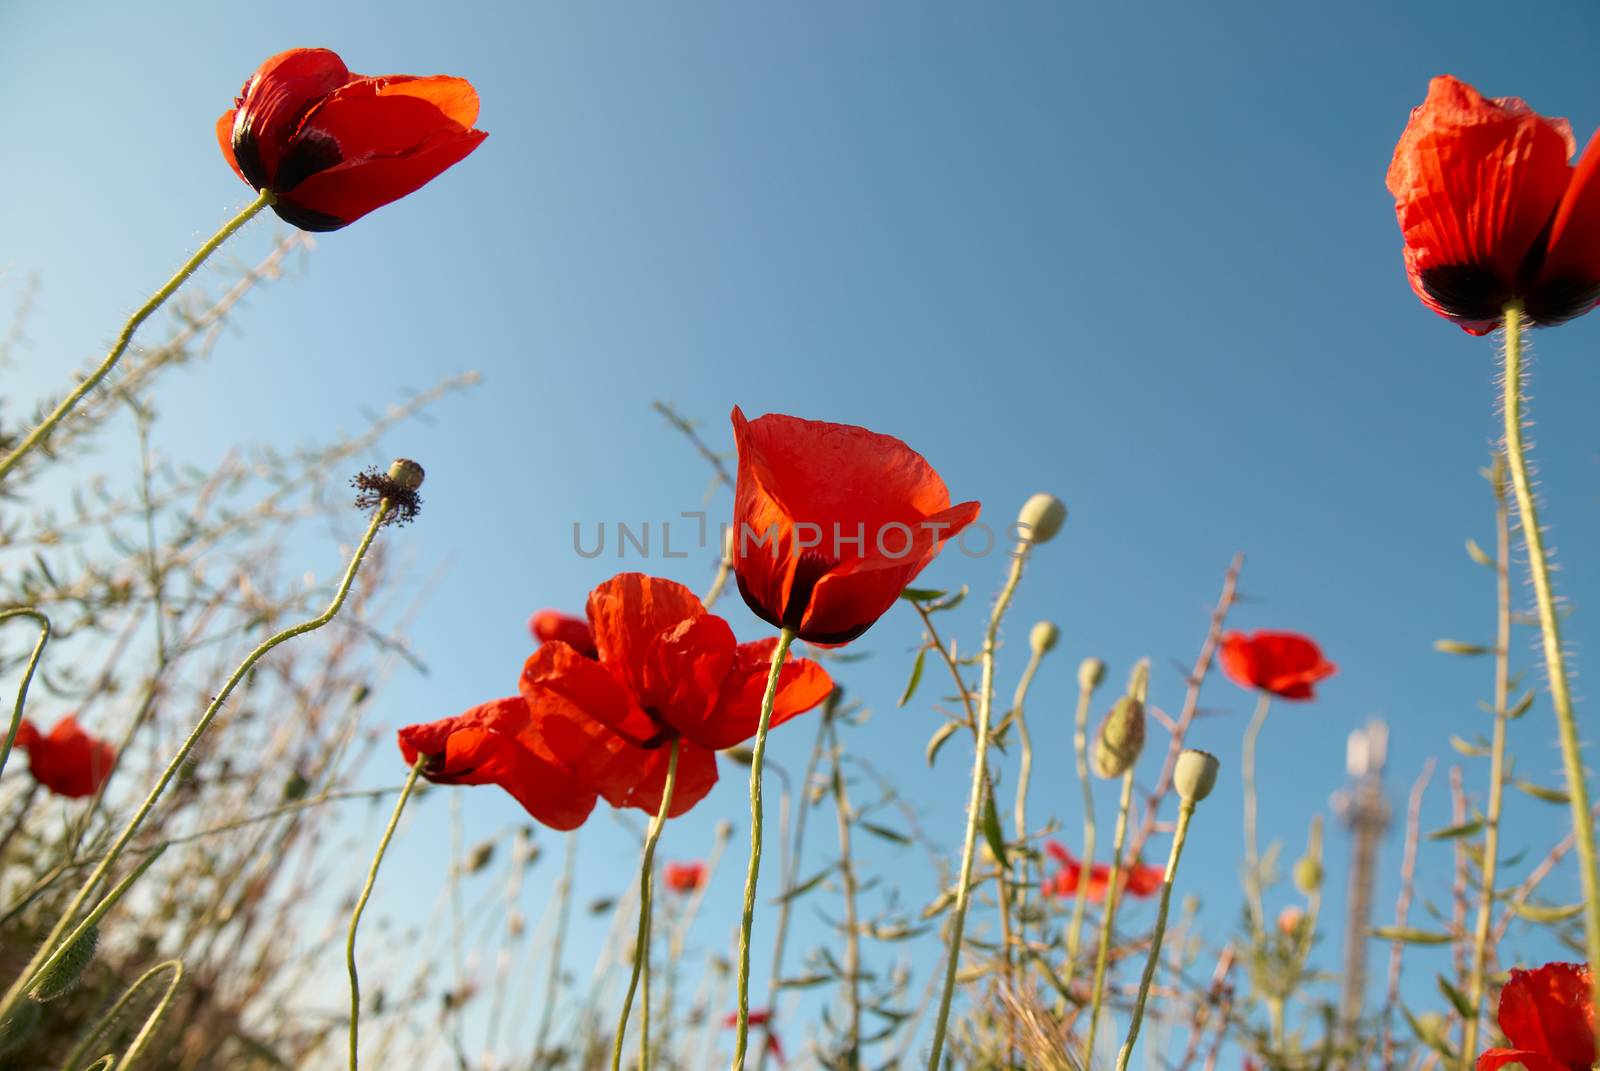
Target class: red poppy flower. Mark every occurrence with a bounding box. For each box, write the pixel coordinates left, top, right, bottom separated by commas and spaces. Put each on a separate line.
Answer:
397, 696, 597, 831
520, 573, 834, 817
663, 860, 707, 894
529, 609, 598, 659
730, 407, 981, 646
723, 1009, 786, 1066
12, 716, 116, 799
1388, 75, 1600, 334
1478, 962, 1595, 1071
1218, 631, 1336, 702
217, 47, 487, 232
1042, 841, 1164, 902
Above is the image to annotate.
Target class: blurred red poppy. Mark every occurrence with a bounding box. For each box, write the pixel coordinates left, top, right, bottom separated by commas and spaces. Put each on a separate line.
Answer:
1042, 841, 1164, 902
521, 573, 834, 817
1388, 75, 1600, 334
1478, 962, 1595, 1071
217, 47, 487, 231
1219, 631, 1336, 702
13, 716, 115, 799
730, 407, 980, 645
723, 1009, 785, 1066
529, 609, 598, 659
663, 860, 707, 894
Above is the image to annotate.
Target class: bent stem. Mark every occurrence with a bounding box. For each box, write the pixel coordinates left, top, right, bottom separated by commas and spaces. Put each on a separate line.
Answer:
0, 189, 274, 484
1085, 768, 1136, 1064
1114, 799, 1198, 1071
1241, 693, 1271, 934
613, 738, 683, 1071
731, 628, 797, 1070
1064, 673, 1098, 979
0, 500, 392, 1027
348, 754, 427, 1070
1498, 301, 1600, 1015
926, 543, 1031, 1071
58, 958, 184, 1071
0, 608, 50, 782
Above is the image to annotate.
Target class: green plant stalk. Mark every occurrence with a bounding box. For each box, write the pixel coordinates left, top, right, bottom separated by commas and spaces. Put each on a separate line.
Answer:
731, 627, 797, 1070
1085, 768, 1136, 1063
26, 844, 166, 1004
1499, 301, 1600, 1017
662, 823, 732, 1063
925, 544, 1030, 1071
1114, 799, 1197, 1071
347, 754, 426, 1070
1011, 647, 1046, 934
1461, 455, 1513, 1070
0, 609, 50, 782
534, 830, 580, 1063
613, 738, 682, 1071
0, 500, 391, 1027
58, 958, 184, 1071
1241, 692, 1272, 934
828, 715, 863, 1065
0, 189, 274, 484
1065, 677, 1098, 978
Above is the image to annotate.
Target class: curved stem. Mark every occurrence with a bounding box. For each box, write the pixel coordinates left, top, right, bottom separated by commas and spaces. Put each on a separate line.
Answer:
58, 958, 185, 1071
1085, 768, 1136, 1063
926, 544, 1030, 1071
348, 754, 427, 1070
0, 608, 50, 782
732, 628, 796, 1070
0, 189, 273, 484
1115, 800, 1197, 1071
1498, 301, 1600, 1015
1065, 675, 1098, 979
1241, 693, 1271, 934
614, 738, 683, 1071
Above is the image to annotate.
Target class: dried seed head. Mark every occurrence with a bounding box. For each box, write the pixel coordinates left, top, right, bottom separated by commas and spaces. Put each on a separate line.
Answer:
1030, 621, 1060, 655
387, 457, 426, 491
1092, 696, 1146, 779
1174, 749, 1220, 803
1017, 493, 1067, 545
352, 457, 426, 526
29, 922, 98, 1003
1078, 657, 1106, 692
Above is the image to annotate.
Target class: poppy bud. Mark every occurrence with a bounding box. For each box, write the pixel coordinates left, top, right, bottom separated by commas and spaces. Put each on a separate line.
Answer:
0, 999, 39, 1053
1017, 493, 1067, 545
1093, 697, 1146, 779
466, 841, 495, 874
716, 819, 735, 841
388, 457, 426, 492
1030, 621, 1060, 655
30, 922, 98, 1003
1174, 749, 1220, 803
1277, 906, 1305, 937
1127, 658, 1150, 702
1078, 657, 1106, 691
1293, 856, 1323, 894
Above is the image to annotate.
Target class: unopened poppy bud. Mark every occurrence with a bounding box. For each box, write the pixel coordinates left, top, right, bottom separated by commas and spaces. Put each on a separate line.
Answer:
1078, 657, 1106, 692
388, 457, 425, 492
1277, 906, 1305, 937
30, 922, 98, 1002
1092, 697, 1146, 779
716, 819, 735, 841
1174, 749, 1220, 803
0, 998, 39, 1053
1293, 856, 1323, 894
1030, 621, 1060, 655
1017, 493, 1067, 545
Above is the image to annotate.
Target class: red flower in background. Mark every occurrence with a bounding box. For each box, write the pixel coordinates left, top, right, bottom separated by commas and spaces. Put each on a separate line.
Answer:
1477, 962, 1595, 1071
13, 716, 116, 799
730, 407, 980, 645
1388, 75, 1600, 334
1219, 631, 1336, 701
723, 1009, 785, 1066
529, 609, 598, 659
1042, 841, 1164, 902
663, 861, 707, 894
218, 48, 487, 232
520, 573, 834, 817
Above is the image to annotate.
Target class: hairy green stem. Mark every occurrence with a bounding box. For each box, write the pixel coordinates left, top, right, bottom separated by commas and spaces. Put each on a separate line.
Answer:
828, 714, 863, 1065
0, 609, 50, 782
613, 738, 682, 1071
59, 958, 184, 1071
1065, 675, 1099, 978
1011, 647, 1046, 933
1115, 800, 1197, 1071
1085, 768, 1136, 1063
1241, 693, 1271, 933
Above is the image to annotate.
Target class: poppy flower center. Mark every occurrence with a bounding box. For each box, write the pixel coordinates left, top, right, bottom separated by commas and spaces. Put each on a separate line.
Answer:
782, 550, 838, 631
630, 708, 680, 751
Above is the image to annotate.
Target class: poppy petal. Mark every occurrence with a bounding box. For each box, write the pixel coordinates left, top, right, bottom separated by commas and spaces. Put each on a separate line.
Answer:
1534, 131, 1600, 323
585, 573, 710, 698
217, 109, 247, 185
642, 613, 737, 741
521, 641, 658, 748
272, 126, 486, 230
694, 640, 834, 751
535, 708, 718, 817
1496, 962, 1596, 1069
1476, 1050, 1570, 1071
229, 47, 352, 190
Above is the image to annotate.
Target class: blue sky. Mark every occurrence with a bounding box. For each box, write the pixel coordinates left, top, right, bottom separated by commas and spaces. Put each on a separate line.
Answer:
6, 0, 1600, 1064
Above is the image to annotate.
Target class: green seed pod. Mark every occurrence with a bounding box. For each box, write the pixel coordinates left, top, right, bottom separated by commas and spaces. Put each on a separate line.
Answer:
1017, 493, 1067, 545
1174, 749, 1220, 803
1092, 696, 1146, 779
0, 998, 40, 1053
1293, 856, 1324, 895
1078, 657, 1106, 692
466, 841, 496, 874
30, 922, 98, 1003
387, 457, 426, 492
1030, 621, 1060, 655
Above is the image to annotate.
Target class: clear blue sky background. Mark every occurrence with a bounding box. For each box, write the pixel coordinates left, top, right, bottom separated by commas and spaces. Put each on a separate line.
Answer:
6, 0, 1600, 1064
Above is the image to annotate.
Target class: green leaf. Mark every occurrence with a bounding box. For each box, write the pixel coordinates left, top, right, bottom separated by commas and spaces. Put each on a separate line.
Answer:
1512, 901, 1584, 923
1434, 639, 1493, 656
1465, 538, 1494, 567
1514, 780, 1571, 804
981, 786, 1008, 866
925, 722, 960, 768
898, 648, 926, 708
1507, 691, 1535, 720
859, 821, 910, 846
1437, 975, 1474, 1018
1369, 926, 1453, 945
926, 587, 969, 613
775, 866, 833, 904
1449, 735, 1489, 757
776, 974, 833, 989
1427, 819, 1484, 841
899, 587, 946, 603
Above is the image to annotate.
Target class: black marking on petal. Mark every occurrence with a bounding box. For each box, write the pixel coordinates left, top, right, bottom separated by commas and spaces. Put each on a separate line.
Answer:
737, 571, 784, 633
272, 200, 347, 233
781, 551, 836, 633
1526, 275, 1600, 327
1418, 263, 1516, 325
232, 122, 270, 191
273, 129, 343, 194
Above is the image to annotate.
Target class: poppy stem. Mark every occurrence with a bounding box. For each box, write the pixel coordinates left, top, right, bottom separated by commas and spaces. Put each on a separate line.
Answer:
732, 628, 796, 1070
1114, 798, 1197, 1071
926, 542, 1032, 1071
1241, 692, 1272, 934
0, 608, 50, 782
59, 958, 184, 1071
0, 188, 274, 485
0, 499, 392, 1028
614, 737, 683, 1071
347, 753, 426, 1070
1011, 645, 1046, 936
534, 831, 579, 1062
1064, 670, 1099, 980
1498, 301, 1600, 1021
1085, 767, 1136, 1064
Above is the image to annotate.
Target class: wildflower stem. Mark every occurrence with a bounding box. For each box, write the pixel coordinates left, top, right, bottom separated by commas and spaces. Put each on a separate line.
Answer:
1115, 799, 1197, 1071
614, 738, 682, 1071
0, 608, 50, 782
1498, 301, 1600, 1017
0, 189, 274, 485
1011, 646, 1046, 933
535, 831, 579, 1061
1085, 767, 1136, 1063
1241, 692, 1272, 933
347, 754, 426, 1070
1462, 454, 1512, 1070
1065, 673, 1099, 978
0, 500, 392, 1027
926, 543, 1031, 1071
827, 712, 863, 1065
732, 628, 797, 1070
